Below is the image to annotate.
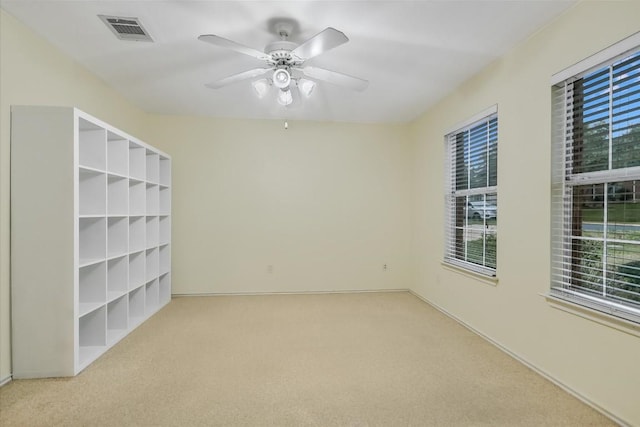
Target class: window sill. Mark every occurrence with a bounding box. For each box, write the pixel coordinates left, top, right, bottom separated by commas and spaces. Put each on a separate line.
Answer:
542, 293, 640, 338
441, 261, 498, 286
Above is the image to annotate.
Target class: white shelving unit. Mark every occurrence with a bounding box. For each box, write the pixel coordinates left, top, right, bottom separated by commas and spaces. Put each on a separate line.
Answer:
129, 179, 146, 216
146, 184, 159, 215
107, 132, 129, 176
11, 106, 171, 378
80, 217, 106, 266
108, 216, 128, 258
108, 175, 128, 216
129, 216, 146, 253
129, 251, 146, 290
146, 216, 159, 249
79, 169, 106, 215
146, 150, 159, 184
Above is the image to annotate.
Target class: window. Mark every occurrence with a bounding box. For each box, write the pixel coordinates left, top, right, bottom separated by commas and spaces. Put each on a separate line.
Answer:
551, 37, 640, 323
444, 107, 498, 276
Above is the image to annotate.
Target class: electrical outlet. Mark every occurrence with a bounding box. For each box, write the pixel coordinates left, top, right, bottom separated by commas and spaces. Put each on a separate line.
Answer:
267, 265, 274, 274
383, 264, 388, 271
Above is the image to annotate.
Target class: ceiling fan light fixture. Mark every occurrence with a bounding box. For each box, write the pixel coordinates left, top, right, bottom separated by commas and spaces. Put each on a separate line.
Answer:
298, 79, 316, 97
273, 68, 291, 89
252, 79, 270, 98
277, 89, 293, 106
198, 25, 368, 109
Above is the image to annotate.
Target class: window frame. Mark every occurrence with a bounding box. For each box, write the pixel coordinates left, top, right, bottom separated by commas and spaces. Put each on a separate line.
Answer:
550, 32, 640, 324
444, 105, 498, 277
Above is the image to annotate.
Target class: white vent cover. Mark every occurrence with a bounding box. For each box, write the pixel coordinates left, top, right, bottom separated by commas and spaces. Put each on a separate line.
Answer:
98, 15, 153, 42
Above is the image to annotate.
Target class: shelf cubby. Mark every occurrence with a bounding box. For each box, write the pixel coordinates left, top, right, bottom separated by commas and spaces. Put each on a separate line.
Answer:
129, 142, 146, 181
79, 262, 106, 316
78, 346, 105, 372
159, 216, 171, 245
79, 169, 106, 216
129, 286, 145, 325
145, 279, 159, 312
107, 133, 128, 176
159, 156, 171, 186
107, 295, 128, 344
79, 217, 106, 266
129, 216, 145, 253
146, 216, 159, 248
107, 255, 128, 301
79, 120, 106, 170
107, 216, 128, 258
107, 175, 128, 216
129, 250, 145, 290
159, 186, 171, 215
146, 151, 159, 183
146, 184, 159, 215
79, 306, 106, 366
129, 179, 146, 216
159, 244, 171, 275
146, 247, 159, 282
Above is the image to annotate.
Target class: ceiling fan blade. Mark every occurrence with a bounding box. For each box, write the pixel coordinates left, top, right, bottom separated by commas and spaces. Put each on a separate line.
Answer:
301, 67, 369, 92
291, 27, 349, 61
198, 34, 270, 61
205, 68, 271, 89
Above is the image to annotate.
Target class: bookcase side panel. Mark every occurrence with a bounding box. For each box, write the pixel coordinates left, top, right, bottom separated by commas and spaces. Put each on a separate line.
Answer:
10, 107, 76, 377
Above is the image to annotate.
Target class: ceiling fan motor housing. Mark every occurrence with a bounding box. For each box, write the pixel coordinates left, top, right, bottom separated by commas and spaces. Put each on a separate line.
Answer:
264, 40, 302, 66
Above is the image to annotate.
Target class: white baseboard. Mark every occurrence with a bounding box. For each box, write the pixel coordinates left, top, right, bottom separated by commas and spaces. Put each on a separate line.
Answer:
172, 288, 409, 297
407, 289, 629, 427
0, 375, 12, 387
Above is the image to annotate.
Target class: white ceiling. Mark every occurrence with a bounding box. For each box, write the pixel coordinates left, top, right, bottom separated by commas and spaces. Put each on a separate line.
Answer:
1, 0, 575, 123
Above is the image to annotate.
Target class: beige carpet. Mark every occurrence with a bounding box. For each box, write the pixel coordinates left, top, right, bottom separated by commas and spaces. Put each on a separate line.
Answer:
0, 292, 614, 426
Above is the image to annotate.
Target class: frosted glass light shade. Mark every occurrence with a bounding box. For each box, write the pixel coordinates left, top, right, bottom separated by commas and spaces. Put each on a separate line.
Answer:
251, 79, 270, 98
298, 79, 316, 97
277, 89, 293, 106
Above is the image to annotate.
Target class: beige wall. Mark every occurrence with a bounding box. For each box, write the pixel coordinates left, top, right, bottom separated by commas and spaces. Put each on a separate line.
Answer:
146, 116, 413, 294
0, 9, 150, 382
410, 1, 640, 424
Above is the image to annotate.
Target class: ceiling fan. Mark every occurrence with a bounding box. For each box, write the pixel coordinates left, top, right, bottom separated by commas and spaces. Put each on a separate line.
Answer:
198, 22, 368, 106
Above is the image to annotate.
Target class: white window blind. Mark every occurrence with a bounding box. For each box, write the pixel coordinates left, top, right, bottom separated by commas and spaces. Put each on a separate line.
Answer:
551, 46, 640, 324
444, 111, 498, 276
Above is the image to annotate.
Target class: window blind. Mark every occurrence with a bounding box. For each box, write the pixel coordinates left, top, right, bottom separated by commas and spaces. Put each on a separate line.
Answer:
445, 113, 498, 276
551, 48, 640, 324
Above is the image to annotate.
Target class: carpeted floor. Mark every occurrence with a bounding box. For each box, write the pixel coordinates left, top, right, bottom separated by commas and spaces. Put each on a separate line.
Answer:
0, 292, 614, 426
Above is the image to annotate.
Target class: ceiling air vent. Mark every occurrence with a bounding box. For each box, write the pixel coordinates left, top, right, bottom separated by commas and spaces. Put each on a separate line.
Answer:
98, 15, 153, 42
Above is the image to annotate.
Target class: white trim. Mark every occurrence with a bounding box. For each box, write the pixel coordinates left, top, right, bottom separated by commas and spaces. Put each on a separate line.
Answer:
442, 259, 497, 281
444, 104, 498, 136
551, 31, 640, 85
407, 290, 629, 427
548, 288, 640, 325
566, 166, 640, 186
452, 186, 498, 198
441, 261, 498, 285
0, 375, 11, 387
543, 293, 640, 338
172, 288, 409, 297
